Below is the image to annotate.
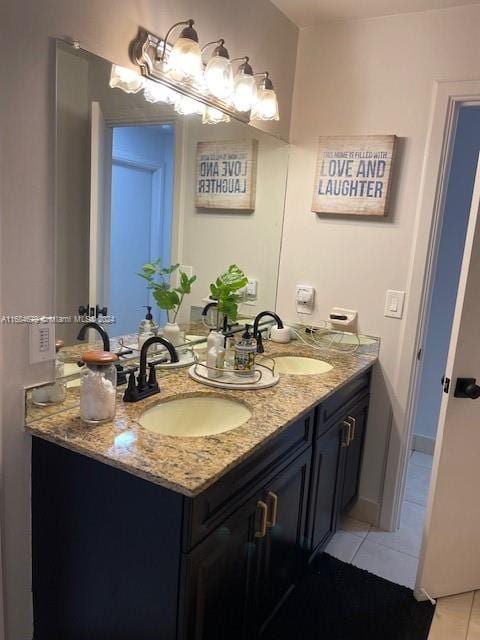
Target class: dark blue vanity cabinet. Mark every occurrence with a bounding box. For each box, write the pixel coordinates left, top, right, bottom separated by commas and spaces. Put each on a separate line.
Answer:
31, 368, 371, 640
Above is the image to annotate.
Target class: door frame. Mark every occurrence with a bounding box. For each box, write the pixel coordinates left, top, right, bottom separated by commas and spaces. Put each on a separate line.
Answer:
380, 79, 480, 532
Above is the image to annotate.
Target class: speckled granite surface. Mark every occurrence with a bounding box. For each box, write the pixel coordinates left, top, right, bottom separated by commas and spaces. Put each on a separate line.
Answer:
26, 340, 377, 497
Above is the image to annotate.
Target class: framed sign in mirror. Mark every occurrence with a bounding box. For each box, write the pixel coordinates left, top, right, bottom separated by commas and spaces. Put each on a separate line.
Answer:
195, 140, 258, 211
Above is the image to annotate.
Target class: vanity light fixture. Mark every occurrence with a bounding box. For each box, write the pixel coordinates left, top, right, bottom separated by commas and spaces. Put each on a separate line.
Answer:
202, 39, 234, 101
232, 57, 257, 112
202, 106, 231, 124
124, 24, 281, 122
174, 94, 205, 116
250, 72, 280, 121
143, 78, 177, 104
159, 19, 203, 82
109, 64, 144, 94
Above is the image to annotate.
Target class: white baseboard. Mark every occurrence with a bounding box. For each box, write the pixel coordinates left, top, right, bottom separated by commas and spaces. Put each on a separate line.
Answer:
412, 433, 435, 456
348, 497, 380, 527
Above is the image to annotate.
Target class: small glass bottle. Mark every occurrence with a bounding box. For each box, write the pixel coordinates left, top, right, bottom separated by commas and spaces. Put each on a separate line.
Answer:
234, 325, 257, 377
31, 339, 67, 406
80, 351, 118, 424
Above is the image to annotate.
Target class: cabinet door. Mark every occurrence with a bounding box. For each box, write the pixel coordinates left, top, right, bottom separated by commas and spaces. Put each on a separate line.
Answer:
180, 495, 263, 640
340, 397, 369, 512
308, 421, 346, 552
256, 449, 311, 634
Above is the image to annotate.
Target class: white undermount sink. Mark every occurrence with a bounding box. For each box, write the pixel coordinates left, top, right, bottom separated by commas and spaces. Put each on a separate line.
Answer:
272, 356, 333, 375
138, 396, 252, 437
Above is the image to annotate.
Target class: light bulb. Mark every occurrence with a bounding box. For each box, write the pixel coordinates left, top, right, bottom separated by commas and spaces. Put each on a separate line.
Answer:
233, 73, 256, 112
166, 37, 203, 82
202, 106, 231, 124
143, 80, 177, 104
204, 56, 233, 100
250, 87, 280, 121
174, 94, 205, 116
109, 64, 144, 94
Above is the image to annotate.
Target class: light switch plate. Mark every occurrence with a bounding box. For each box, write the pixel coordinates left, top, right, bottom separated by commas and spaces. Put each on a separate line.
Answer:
29, 323, 56, 364
384, 290, 405, 319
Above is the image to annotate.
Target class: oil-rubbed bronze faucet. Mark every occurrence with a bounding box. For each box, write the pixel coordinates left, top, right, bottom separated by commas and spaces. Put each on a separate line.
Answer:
123, 336, 179, 402
252, 311, 284, 354
77, 321, 110, 351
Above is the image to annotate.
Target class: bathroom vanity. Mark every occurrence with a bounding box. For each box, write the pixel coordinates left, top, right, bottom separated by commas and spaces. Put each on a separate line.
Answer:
27, 341, 374, 640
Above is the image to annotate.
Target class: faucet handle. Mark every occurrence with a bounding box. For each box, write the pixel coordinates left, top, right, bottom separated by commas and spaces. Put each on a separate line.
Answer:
148, 363, 158, 389
256, 331, 265, 354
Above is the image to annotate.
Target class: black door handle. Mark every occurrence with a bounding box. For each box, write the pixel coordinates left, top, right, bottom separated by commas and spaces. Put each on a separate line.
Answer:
454, 378, 480, 399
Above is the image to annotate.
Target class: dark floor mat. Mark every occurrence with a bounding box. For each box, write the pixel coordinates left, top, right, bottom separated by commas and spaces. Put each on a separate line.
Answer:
263, 553, 435, 640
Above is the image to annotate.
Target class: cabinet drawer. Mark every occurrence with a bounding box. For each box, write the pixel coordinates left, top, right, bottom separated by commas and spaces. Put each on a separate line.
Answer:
182, 410, 314, 552
316, 368, 371, 435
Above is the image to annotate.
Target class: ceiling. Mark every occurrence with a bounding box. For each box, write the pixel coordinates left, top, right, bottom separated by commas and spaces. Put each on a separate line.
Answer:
270, 0, 480, 27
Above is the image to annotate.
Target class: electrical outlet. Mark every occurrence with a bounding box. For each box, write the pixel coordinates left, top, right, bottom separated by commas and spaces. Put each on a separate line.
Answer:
246, 278, 258, 298
29, 323, 56, 364
296, 285, 315, 314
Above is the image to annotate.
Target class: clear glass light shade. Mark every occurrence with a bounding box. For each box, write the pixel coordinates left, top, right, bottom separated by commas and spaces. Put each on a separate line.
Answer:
143, 80, 177, 105
202, 106, 231, 124
166, 38, 203, 82
250, 87, 280, 121
204, 56, 234, 100
233, 73, 257, 112
174, 94, 205, 116
109, 65, 144, 94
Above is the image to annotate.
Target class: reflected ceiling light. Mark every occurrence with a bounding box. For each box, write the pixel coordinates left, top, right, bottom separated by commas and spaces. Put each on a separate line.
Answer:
109, 64, 144, 94
250, 72, 279, 121
159, 19, 203, 82
202, 39, 233, 101
143, 79, 176, 104
232, 57, 257, 112
174, 94, 205, 116
202, 106, 231, 124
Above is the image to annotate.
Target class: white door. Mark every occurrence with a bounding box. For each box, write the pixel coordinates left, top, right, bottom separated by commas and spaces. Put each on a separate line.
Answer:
416, 155, 480, 599
89, 101, 112, 317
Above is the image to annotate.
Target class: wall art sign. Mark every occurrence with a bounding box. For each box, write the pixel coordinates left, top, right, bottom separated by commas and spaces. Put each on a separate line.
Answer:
195, 139, 258, 211
311, 135, 397, 216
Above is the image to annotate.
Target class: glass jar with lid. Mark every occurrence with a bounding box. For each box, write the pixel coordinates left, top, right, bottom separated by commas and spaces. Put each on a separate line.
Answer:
80, 351, 118, 424
31, 339, 67, 406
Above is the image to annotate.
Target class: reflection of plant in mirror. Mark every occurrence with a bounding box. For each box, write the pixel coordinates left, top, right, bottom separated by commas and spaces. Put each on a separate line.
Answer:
138, 259, 196, 324
210, 265, 248, 323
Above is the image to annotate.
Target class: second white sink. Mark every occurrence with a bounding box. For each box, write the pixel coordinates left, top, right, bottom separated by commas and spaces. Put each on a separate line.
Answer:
138, 396, 252, 437
273, 356, 333, 375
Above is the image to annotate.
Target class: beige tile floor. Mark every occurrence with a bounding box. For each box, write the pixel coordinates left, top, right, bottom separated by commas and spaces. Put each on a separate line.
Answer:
429, 591, 480, 639
325, 450, 433, 589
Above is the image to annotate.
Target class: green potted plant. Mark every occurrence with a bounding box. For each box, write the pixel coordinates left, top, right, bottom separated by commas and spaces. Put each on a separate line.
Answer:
209, 264, 249, 327
138, 259, 196, 346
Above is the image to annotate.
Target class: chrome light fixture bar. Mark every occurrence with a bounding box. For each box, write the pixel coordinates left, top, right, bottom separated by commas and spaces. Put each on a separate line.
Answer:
130, 23, 280, 124
131, 26, 248, 123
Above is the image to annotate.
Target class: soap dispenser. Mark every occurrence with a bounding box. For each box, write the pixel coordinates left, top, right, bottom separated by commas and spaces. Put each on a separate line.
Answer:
138, 306, 159, 349
234, 325, 257, 377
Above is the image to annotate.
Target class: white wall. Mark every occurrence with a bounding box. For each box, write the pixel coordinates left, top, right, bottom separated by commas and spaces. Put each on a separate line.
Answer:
180, 119, 289, 317
278, 4, 480, 523
0, 2, 297, 638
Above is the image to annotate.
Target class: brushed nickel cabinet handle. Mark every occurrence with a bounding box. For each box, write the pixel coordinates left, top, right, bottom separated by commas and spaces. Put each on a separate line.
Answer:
266, 491, 278, 527
255, 500, 268, 538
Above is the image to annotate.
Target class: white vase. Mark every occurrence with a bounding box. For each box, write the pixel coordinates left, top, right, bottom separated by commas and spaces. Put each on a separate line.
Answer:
163, 322, 184, 347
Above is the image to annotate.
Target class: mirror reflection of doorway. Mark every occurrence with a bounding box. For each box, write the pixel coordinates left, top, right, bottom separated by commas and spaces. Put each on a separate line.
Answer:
98, 124, 175, 336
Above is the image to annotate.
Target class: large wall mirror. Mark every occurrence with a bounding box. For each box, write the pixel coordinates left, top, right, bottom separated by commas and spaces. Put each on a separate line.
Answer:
55, 41, 289, 347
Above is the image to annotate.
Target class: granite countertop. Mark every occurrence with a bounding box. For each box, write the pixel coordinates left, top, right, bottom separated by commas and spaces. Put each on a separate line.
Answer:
25, 340, 377, 498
